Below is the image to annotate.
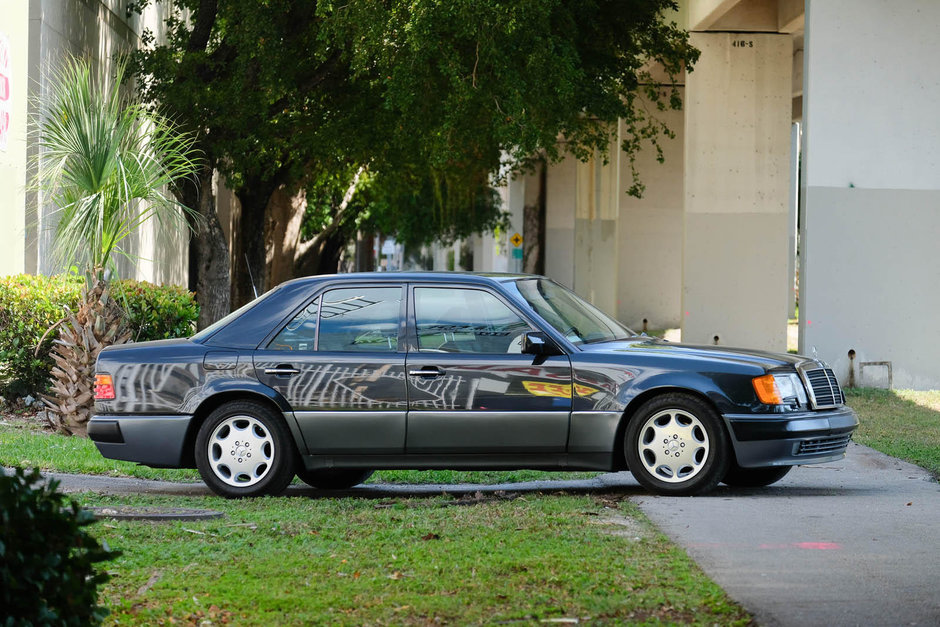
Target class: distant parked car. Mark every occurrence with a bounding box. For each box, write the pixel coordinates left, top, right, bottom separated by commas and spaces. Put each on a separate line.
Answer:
89, 272, 858, 498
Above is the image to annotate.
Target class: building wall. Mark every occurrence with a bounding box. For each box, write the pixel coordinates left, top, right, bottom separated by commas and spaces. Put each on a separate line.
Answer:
616, 104, 684, 331
801, 0, 940, 388
682, 32, 792, 352
0, 3, 30, 277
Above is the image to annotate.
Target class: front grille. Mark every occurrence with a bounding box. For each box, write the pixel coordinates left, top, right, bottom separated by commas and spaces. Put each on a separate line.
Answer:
796, 434, 852, 456
803, 367, 845, 409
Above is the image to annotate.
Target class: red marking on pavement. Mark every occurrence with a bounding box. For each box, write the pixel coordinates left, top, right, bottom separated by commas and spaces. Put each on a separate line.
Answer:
793, 542, 841, 550
759, 542, 842, 550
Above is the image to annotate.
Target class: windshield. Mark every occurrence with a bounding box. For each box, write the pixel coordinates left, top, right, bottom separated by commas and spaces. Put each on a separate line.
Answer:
512, 278, 635, 345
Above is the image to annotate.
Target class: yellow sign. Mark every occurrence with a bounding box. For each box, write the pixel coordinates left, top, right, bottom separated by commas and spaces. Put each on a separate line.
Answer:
510, 233, 523, 247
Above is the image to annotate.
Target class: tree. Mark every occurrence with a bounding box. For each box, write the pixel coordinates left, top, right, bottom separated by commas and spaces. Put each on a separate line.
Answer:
35, 57, 199, 434
132, 0, 696, 319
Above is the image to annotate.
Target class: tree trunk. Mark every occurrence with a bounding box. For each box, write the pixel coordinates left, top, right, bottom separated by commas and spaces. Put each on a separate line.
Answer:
265, 185, 307, 288
191, 167, 231, 328
295, 230, 346, 276
523, 160, 546, 275
231, 179, 280, 308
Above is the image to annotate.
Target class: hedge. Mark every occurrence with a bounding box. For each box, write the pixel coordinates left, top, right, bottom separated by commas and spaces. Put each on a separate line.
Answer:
0, 274, 199, 400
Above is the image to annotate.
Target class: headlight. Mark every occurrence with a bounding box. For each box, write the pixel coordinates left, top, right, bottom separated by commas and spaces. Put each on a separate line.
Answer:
752, 373, 808, 406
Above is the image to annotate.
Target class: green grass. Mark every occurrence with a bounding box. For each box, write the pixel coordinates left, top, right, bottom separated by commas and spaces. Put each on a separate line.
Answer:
0, 418, 599, 486
76, 492, 750, 626
845, 388, 940, 478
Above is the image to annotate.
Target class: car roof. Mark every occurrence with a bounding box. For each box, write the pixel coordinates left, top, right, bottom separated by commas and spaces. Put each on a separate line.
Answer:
276, 271, 537, 289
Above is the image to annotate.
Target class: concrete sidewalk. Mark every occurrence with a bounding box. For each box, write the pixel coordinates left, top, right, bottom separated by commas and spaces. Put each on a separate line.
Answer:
635, 443, 940, 626
37, 442, 940, 626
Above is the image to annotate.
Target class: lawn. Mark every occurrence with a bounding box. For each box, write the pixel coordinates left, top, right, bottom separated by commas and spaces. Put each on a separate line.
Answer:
78, 491, 750, 626
845, 388, 940, 478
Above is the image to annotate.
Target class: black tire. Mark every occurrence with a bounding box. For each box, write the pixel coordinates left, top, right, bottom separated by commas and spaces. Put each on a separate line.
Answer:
624, 393, 730, 496
296, 468, 374, 490
722, 464, 792, 487
195, 400, 297, 498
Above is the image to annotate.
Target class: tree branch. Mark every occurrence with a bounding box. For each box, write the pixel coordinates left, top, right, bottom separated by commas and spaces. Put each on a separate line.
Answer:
187, 0, 219, 52
294, 165, 366, 267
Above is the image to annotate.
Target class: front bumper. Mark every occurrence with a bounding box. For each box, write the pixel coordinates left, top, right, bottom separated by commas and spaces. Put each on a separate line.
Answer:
722, 406, 859, 468
88, 414, 194, 468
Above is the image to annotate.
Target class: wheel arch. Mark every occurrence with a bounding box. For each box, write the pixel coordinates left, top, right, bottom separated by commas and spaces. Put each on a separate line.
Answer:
612, 386, 727, 472
181, 389, 298, 468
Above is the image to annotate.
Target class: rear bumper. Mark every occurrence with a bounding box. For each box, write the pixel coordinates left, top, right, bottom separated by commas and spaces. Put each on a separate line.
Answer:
88, 415, 193, 468
722, 406, 859, 468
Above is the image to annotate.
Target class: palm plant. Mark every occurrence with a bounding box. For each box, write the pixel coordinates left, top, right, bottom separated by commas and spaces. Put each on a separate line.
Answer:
35, 57, 200, 434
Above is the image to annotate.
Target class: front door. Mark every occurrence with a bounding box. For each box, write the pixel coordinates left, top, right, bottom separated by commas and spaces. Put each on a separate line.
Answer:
405, 285, 572, 453
255, 284, 407, 454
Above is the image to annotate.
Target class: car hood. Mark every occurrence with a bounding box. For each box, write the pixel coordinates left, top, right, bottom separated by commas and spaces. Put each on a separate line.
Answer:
578, 337, 807, 370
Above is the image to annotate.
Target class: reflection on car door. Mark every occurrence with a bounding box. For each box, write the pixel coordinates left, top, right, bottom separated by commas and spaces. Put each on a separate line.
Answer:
405, 285, 572, 453
254, 285, 407, 454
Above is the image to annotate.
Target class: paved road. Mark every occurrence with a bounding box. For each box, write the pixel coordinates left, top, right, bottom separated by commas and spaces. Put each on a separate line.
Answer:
37, 442, 940, 626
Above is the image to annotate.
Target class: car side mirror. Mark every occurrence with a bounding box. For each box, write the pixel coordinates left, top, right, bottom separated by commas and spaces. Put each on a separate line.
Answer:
522, 331, 560, 356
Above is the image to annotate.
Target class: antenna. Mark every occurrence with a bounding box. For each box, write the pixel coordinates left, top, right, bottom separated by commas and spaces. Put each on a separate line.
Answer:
245, 254, 259, 299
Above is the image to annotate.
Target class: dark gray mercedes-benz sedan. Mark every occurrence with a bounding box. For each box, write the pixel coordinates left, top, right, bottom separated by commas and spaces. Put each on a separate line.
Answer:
88, 272, 857, 498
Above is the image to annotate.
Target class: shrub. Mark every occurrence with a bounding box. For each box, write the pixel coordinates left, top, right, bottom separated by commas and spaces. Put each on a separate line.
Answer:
0, 274, 199, 400
0, 274, 83, 399
0, 467, 118, 626
112, 279, 199, 342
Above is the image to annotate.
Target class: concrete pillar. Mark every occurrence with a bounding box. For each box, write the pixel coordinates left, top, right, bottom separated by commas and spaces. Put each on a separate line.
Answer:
0, 5, 29, 277
544, 158, 577, 288
682, 32, 792, 352
617, 103, 684, 330
573, 132, 620, 314
801, 0, 940, 389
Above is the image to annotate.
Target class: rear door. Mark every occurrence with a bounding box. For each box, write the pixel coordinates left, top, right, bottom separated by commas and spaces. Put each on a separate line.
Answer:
254, 284, 407, 454
405, 284, 572, 454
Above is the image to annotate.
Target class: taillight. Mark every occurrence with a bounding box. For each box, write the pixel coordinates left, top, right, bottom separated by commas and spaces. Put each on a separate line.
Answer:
94, 374, 115, 400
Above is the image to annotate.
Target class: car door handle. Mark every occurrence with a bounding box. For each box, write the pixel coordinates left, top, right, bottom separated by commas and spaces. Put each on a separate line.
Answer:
408, 366, 445, 377
264, 365, 301, 376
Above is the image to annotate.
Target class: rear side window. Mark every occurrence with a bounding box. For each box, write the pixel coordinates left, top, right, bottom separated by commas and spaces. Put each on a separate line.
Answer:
269, 298, 320, 351
269, 286, 402, 352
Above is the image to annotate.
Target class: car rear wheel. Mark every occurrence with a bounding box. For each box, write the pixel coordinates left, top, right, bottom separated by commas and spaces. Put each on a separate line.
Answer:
296, 468, 375, 490
722, 464, 792, 487
624, 393, 730, 496
195, 400, 296, 498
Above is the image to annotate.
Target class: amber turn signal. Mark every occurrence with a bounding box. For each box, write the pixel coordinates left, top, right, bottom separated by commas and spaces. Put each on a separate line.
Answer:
94, 374, 115, 400
752, 374, 783, 405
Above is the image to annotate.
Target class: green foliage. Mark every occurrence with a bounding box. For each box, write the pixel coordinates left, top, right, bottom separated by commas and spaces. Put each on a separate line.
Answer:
35, 56, 200, 285
0, 274, 83, 399
112, 280, 199, 342
131, 0, 697, 262
0, 467, 118, 626
0, 275, 199, 400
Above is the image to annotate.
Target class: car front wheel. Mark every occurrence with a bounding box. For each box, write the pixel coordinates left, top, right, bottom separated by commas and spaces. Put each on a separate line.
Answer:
722, 463, 792, 487
296, 468, 375, 490
195, 400, 297, 498
624, 393, 730, 496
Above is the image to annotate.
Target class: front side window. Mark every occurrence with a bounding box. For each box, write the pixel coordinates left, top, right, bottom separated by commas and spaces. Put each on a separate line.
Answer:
414, 287, 530, 354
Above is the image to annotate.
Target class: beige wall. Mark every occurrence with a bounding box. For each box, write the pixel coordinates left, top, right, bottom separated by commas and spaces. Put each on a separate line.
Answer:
801, 0, 940, 389
544, 157, 577, 289
0, 4, 30, 277
616, 105, 684, 330
573, 133, 620, 315
682, 32, 792, 351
